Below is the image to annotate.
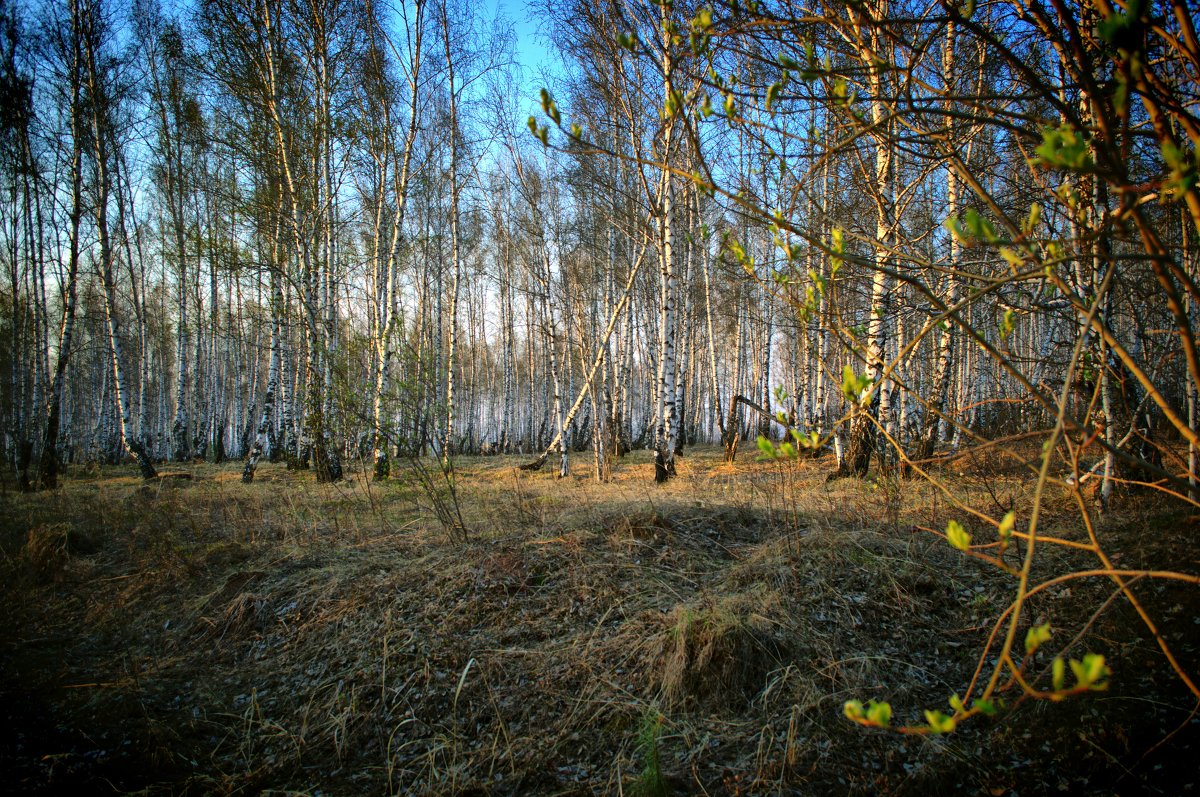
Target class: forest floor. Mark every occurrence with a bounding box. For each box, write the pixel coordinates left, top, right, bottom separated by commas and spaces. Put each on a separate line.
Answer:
1, 446, 1198, 796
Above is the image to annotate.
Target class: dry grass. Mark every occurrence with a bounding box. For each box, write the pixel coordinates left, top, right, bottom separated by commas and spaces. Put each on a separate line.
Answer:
0, 447, 1196, 795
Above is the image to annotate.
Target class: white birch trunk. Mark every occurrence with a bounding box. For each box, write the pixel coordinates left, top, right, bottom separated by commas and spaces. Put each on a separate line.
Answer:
242, 267, 282, 483
654, 4, 679, 482
372, 0, 424, 478
84, 19, 155, 479
837, 0, 892, 478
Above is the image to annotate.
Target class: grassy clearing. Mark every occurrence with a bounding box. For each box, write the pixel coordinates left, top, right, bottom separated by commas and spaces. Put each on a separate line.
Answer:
1, 447, 1196, 795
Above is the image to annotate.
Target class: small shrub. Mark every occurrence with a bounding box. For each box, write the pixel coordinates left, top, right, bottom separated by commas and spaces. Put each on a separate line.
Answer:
632, 706, 667, 797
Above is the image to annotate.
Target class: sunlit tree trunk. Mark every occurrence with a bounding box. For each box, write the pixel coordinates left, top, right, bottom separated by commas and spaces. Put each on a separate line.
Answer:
836, 0, 892, 478
654, 1, 679, 483
914, 19, 960, 465
701, 195, 725, 451
441, 0, 461, 463
256, 0, 337, 481
369, 0, 424, 478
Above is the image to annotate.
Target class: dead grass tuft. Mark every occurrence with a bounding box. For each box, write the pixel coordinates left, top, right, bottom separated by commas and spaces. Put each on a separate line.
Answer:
20, 523, 98, 582
1, 451, 1194, 796
655, 593, 787, 710
191, 569, 270, 642
606, 509, 673, 543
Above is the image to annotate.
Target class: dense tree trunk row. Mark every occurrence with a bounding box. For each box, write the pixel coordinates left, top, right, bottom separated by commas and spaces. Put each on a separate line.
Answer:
0, 0, 1194, 508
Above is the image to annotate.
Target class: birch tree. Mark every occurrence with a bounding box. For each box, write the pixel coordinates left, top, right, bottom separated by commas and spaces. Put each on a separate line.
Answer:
360, 0, 424, 479
33, 0, 85, 489
81, 0, 156, 478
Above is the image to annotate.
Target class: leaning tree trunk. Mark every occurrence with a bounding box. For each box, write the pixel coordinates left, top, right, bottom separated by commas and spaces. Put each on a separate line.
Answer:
36, 198, 80, 490
37, 27, 85, 489
518, 237, 649, 473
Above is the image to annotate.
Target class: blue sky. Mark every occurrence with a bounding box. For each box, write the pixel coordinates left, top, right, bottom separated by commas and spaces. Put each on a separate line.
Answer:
492, 0, 558, 84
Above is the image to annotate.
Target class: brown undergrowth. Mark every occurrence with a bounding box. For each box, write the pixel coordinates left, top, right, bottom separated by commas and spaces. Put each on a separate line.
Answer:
0, 448, 1196, 795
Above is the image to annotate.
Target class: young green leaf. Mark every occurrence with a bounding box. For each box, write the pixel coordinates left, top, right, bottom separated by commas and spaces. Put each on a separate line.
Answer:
663, 91, 678, 119
539, 88, 560, 125
924, 709, 956, 734
1024, 622, 1052, 655
1113, 73, 1129, 115
1162, 140, 1198, 198
777, 53, 801, 71
1070, 653, 1110, 690
841, 366, 871, 404
1000, 308, 1016, 340
972, 698, 996, 715
1000, 247, 1023, 269
1097, 7, 1132, 45
866, 700, 892, 727
964, 209, 997, 243
527, 117, 549, 147
946, 520, 971, 551
727, 237, 748, 265
1034, 124, 1094, 171
832, 77, 848, 104
998, 511, 1016, 541
766, 81, 782, 113
1022, 203, 1041, 235
830, 227, 844, 273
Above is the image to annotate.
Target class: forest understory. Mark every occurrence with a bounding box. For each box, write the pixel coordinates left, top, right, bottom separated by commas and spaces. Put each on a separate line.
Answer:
2, 447, 1197, 796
